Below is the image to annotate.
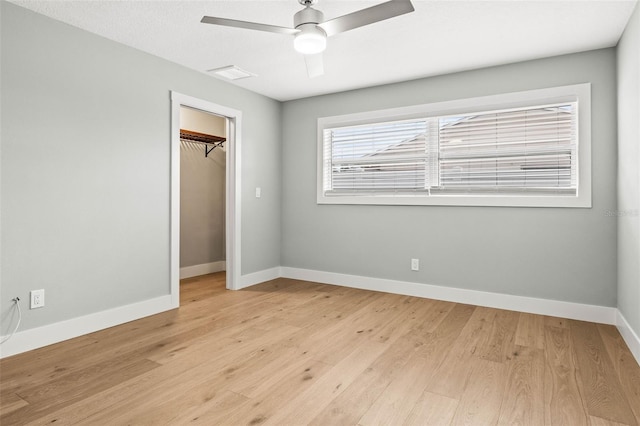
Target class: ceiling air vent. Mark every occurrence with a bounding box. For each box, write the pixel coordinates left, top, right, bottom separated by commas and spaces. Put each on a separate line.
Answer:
208, 65, 256, 81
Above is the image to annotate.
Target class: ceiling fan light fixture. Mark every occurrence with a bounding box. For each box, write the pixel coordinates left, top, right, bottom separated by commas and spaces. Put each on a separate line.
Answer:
201, 0, 416, 77
293, 25, 326, 55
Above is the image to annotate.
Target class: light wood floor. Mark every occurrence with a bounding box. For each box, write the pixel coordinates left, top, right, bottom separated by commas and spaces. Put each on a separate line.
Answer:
1, 273, 639, 425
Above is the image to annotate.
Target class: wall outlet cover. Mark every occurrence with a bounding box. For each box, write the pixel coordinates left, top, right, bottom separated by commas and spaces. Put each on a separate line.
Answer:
30, 289, 45, 309
411, 258, 419, 271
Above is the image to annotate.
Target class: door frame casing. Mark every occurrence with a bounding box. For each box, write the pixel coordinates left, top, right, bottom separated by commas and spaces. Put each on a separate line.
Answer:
170, 91, 242, 306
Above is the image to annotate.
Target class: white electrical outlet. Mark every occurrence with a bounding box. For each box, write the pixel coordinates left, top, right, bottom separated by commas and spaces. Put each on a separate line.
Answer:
30, 289, 45, 309
255, 187, 262, 198
411, 258, 420, 271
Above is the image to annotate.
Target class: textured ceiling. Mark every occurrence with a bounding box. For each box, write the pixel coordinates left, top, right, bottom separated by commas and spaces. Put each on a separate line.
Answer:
11, 0, 638, 101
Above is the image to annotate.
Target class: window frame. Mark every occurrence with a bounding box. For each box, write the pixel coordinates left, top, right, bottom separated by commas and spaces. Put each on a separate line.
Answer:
317, 83, 591, 208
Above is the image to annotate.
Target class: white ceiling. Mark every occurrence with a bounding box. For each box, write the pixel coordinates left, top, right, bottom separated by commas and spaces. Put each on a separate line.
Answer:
11, 0, 638, 101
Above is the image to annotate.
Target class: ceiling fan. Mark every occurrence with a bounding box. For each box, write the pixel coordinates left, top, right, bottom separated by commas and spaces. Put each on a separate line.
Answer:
201, 0, 415, 78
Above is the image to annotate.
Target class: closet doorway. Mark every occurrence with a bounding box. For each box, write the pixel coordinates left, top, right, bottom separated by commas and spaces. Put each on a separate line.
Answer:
170, 92, 242, 307
179, 107, 227, 280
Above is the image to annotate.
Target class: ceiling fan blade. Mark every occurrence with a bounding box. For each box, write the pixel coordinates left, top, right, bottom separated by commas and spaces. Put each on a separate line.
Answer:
318, 0, 414, 37
201, 16, 299, 36
304, 53, 324, 78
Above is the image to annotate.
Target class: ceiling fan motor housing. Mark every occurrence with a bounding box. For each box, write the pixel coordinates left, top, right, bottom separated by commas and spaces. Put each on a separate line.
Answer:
294, 5, 324, 28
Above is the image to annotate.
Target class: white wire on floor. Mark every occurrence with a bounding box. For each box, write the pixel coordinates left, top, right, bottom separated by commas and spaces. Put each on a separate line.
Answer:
0, 298, 22, 345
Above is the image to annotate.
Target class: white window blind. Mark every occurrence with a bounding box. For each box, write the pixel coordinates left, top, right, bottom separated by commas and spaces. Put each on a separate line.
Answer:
323, 120, 432, 194
435, 103, 577, 195
322, 102, 577, 197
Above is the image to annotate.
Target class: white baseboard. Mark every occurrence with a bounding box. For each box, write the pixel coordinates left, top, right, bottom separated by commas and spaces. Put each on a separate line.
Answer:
279, 267, 618, 325
617, 310, 640, 366
180, 261, 226, 279
238, 267, 282, 289
0, 295, 175, 359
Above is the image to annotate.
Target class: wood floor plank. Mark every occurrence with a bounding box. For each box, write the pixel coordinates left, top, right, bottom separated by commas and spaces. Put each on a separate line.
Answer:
228, 346, 315, 398
309, 302, 471, 426
404, 299, 454, 335
262, 338, 392, 425
308, 293, 409, 365
179, 272, 227, 303
403, 390, 458, 426
3, 358, 160, 425
101, 337, 319, 425
450, 358, 508, 426
515, 312, 546, 349
589, 415, 631, 426
98, 386, 249, 426
0, 391, 29, 415
545, 316, 570, 329
308, 333, 420, 426
175, 390, 250, 425
543, 324, 589, 425
367, 297, 437, 344
569, 320, 637, 425
146, 318, 298, 365
358, 354, 434, 426
221, 359, 333, 426
356, 303, 478, 424
2, 274, 639, 426
597, 324, 640, 424
417, 303, 477, 357
273, 285, 379, 329
424, 305, 494, 399
274, 298, 385, 358
474, 308, 519, 363
497, 345, 545, 426
16, 355, 159, 405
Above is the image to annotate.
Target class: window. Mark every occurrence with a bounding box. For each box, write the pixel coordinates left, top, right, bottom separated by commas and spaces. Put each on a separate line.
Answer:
317, 84, 591, 207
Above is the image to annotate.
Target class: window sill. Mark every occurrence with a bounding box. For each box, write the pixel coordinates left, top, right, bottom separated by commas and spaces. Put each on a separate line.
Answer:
317, 193, 591, 208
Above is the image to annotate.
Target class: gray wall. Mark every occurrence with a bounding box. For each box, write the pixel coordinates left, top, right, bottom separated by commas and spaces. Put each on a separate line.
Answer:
617, 3, 640, 334
282, 49, 618, 307
0, 2, 282, 332
180, 141, 226, 268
